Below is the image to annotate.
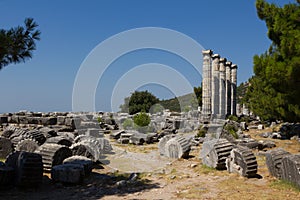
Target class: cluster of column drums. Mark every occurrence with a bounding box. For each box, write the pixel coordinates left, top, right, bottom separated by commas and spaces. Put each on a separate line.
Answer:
201, 50, 238, 121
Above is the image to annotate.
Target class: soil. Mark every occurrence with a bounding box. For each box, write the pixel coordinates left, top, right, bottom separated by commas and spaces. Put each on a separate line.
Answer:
1, 128, 300, 200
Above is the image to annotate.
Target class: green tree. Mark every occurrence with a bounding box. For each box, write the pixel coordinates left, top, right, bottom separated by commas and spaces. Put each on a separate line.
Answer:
119, 96, 130, 113
0, 18, 41, 69
128, 90, 159, 114
237, 82, 249, 104
245, 0, 300, 122
149, 103, 164, 114
193, 85, 202, 107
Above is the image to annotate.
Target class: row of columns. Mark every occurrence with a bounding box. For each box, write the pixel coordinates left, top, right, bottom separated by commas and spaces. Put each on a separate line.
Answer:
202, 50, 238, 120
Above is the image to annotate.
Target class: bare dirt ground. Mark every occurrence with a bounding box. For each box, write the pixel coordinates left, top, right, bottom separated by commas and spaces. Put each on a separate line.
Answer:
1, 128, 300, 200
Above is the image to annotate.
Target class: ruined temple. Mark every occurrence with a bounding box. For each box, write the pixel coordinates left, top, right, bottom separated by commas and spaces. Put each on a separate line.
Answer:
201, 50, 238, 121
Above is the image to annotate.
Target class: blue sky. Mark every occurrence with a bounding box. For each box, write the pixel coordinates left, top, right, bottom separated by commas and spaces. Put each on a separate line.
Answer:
0, 0, 294, 112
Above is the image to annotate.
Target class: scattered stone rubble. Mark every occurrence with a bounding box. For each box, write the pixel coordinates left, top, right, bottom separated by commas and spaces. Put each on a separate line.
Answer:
259, 123, 300, 142
0, 111, 115, 186
0, 110, 299, 189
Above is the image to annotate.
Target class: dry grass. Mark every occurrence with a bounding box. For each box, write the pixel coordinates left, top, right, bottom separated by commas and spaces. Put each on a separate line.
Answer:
112, 143, 158, 153
176, 127, 300, 199
249, 128, 300, 154
216, 175, 300, 200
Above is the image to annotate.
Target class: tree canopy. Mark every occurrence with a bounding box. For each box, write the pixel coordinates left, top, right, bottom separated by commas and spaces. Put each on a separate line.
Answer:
244, 0, 300, 122
128, 90, 159, 114
0, 18, 40, 69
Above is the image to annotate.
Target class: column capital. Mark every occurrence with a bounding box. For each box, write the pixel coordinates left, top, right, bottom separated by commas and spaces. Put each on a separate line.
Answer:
231, 64, 238, 69
225, 61, 232, 67
202, 49, 213, 55
219, 58, 227, 63
212, 54, 220, 60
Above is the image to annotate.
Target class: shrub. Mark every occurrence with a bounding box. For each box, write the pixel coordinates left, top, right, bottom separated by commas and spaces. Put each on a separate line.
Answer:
224, 124, 239, 139
122, 118, 134, 129
133, 112, 151, 127
133, 124, 155, 134
238, 115, 251, 123
227, 115, 239, 122
149, 103, 164, 114
97, 117, 103, 123
197, 125, 208, 137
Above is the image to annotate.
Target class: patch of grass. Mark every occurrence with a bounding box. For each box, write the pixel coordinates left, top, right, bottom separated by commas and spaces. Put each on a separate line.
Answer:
195, 164, 219, 175
215, 174, 300, 199
113, 143, 158, 153
170, 168, 177, 174
176, 184, 208, 199
270, 179, 300, 192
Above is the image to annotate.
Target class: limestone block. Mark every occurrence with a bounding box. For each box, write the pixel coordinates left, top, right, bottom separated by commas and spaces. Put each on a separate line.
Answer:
164, 136, 191, 159
281, 154, 300, 188
200, 139, 233, 170
0, 137, 13, 159
36, 143, 72, 172
265, 148, 290, 179
226, 146, 257, 177
63, 155, 93, 176
0, 162, 14, 186
51, 163, 85, 184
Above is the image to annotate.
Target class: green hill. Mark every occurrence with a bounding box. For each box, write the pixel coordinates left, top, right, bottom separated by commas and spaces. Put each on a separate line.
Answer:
159, 93, 199, 112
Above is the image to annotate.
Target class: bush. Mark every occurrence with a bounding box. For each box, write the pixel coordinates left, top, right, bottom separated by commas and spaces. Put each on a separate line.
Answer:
197, 129, 206, 138
197, 125, 208, 137
122, 118, 134, 129
97, 117, 103, 123
238, 115, 251, 123
224, 124, 239, 139
227, 115, 239, 122
133, 112, 151, 127
133, 124, 155, 134
149, 103, 164, 114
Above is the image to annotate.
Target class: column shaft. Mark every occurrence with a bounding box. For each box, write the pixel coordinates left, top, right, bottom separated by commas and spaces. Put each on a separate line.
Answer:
202, 50, 213, 118
211, 54, 220, 117
225, 61, 232, 116
218, 58, 226, 119
231, 64, 237, 115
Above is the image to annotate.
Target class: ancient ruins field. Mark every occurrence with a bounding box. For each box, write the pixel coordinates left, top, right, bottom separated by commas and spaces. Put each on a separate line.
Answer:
0, 118, 300, 200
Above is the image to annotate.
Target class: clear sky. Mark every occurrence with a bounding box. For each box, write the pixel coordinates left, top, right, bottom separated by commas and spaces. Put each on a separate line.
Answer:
0, 0, 294, 113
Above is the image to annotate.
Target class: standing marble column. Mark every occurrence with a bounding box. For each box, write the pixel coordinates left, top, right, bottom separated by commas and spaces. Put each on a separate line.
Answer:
225, 61, 232, 116
202, 50, 213, 119
231, 64, 238, 116
211, 54, 220, 118
218, 58, 227, 119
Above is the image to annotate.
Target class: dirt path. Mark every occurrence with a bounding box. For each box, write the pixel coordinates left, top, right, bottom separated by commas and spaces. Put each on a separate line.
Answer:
105, 145, 173, 173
